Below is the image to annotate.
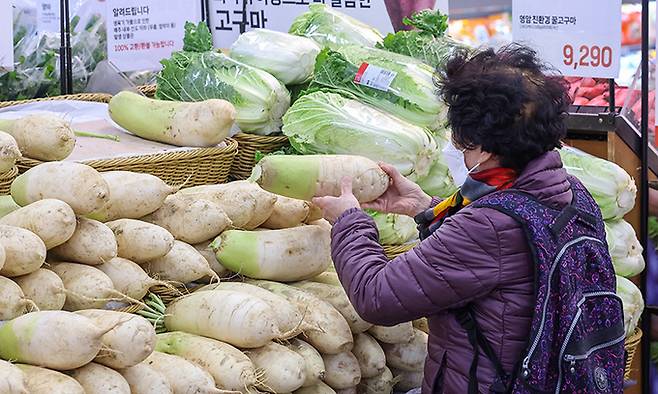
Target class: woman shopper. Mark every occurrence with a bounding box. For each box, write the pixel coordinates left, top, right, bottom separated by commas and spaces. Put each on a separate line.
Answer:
313, 44, 625, 393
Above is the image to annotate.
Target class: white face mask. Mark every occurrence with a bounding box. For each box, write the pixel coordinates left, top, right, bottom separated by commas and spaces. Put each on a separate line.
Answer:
441, 140, 481, 186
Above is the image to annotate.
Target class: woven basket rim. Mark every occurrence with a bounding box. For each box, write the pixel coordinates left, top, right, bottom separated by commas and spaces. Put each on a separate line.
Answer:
0, 93, 112, 109
0, 166, 19, 181
234, 132, 288, 142
625, 327, 642, 347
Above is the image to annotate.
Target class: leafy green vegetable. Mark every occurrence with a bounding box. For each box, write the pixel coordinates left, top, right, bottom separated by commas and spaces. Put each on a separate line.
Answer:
183, 21, 213, 52
230, 29, 321, 85
651, 342, 658, 365
156, 25, 290, 135
616, 275, 644, 337
289, 4, 383, 49
367, 210, 418, 245
559, 146, 637, 220
282, 90, 439, 180
650, 216, 658, 242
605, 219, 645, 277
403, 9, 449, 37
412, 156, 457, 199
309, 46, 446, 132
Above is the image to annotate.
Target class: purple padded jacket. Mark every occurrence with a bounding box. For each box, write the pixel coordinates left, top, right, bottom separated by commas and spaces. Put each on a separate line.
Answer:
331, 151, 573, 394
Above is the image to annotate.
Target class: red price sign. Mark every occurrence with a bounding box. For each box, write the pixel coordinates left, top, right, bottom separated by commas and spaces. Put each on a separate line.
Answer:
562, 44, 613, 71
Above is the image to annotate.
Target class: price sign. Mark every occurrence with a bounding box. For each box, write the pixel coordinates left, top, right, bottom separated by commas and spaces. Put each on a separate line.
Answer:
512, 0, 621, 78
0, 0, 13, 71
106, 0, 202, 72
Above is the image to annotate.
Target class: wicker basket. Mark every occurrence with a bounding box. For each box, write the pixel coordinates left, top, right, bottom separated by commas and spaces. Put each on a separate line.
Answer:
624, 327, 642, 381
0, 166, 18, 195
383, 242, 418, 260
137, 84, 157, 98
230, 133, 290, 180
0, 92, 112, 109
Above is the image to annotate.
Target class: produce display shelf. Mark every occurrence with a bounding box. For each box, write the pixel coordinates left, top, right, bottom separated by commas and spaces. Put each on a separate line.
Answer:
0, 166, 18, 195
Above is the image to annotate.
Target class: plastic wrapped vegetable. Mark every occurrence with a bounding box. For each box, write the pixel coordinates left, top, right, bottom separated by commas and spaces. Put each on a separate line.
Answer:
230, 29, 321, 85
289, 4, 383, 49
368, 210, 417, 245
559, 146, 636, 220
616, 275, 644, 337
309, 46, 446, 131
282, 91, 438, 179
156, 23, 290, 135
605, 219, 645, 277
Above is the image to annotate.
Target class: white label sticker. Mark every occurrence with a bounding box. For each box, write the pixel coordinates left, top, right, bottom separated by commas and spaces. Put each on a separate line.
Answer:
354, 63, 397, 92
106, 0, 202, 72
513, 0, 622, 78
35, 0, 61, 33
0, 0, 13, 71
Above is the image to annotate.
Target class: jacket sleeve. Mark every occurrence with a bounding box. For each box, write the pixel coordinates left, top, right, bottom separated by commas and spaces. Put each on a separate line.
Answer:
331, 208, 502, 326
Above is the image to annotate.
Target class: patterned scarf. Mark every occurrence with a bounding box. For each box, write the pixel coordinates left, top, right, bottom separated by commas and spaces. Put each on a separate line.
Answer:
415, 168, 518, 240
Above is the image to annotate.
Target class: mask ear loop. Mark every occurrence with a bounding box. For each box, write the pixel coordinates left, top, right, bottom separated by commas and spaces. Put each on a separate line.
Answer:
461, 148, 483, 175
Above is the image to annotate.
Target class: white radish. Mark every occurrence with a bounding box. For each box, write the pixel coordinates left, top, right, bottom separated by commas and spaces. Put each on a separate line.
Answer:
0, 359, 28, 394
164, 289, 287, 348
156, 331, 258, 392
352, 333, 386, 378
294, 381, 336, 394
143, 351, 223, 394
262, 195, 310, 229
212, 224, 331, 282
285, 338, 325, 387
311, 271, 342, 287
17, 364, 84, 394
75, 309, 157, 369
50, 217, 117, 264
11, 162, 109, 215
249, 280, 353, 354
246, 341, 306, 393
118, 362, 174, 394
381, 329, 428, 372
48, 262, 116, 310
69, 362, 131, 394
142, 194, 232, 244
368, 323, 414, 344
0, 276, 35, 319
199, 281, 307, 338
335, 388, 357, 394
142, 240, 216, 284
88, 171, 178, 222
0, 114, 75, 161
0, 199, 76, 249
0, 130, 21, 173
0, 195, 21, 218
0, 224, 46, 277
13, 268, 66, 311
97, 257, 169, 300
357, 366, 396, 394
322, 352, 362, 390
0, 311, 113, 370
294, 281, 372, 333
106, 219, 174, 263
194, 240, 232, 278
391, 368, 423, 392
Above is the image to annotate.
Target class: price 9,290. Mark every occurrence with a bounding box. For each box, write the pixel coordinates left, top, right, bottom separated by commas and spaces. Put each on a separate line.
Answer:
563, 44, 613, 70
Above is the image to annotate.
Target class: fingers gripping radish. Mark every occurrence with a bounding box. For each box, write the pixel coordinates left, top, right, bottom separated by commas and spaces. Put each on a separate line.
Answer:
89, 171, 178, 222
322, 352, 362, 390
351, 333, 386, 378
284, 338, 325, 387
368, 323, 414, 344
381, 329, 428, 372
118, 362, 174, 394
106, 219, 174, 263
246, 341, 306, 393
262, 195, 310, 229
48, 262, 117, 310
0, 131, 21, 173
17, 364, 84, 394
0, 359, 28, 394
0, 114, 75, 161
11, 162, 109, 215
0, 311, 113, 370
0, 224, 46, 277
75, 309, 157, 369
163, 289, 287, 348
156, 331, 258, 392
143, 351, 224, 394
13, 269, 66, 311
0, 199, 76, 249
211, 224, 331, 282
70, 362, 131, 394
251, 155, 389, 202
50, 217, 117, 264
143, 195, 232, 244
142, 240, 217, 284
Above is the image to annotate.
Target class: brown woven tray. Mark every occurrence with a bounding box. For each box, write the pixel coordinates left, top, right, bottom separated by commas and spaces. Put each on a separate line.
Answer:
230, 133, 290, 180
624, 327, 642, 381
0, 166, 18, 195
0, 92, 112, 109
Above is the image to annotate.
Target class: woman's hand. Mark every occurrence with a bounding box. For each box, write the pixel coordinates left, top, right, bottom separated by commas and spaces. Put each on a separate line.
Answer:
362, 163, 432, 217
312, 177, 361, 224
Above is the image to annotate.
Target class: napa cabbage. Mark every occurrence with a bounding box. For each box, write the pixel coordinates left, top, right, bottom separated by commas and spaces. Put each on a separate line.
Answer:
605, 219, 645, 277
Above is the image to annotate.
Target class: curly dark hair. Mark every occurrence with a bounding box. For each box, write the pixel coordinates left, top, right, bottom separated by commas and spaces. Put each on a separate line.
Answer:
436, 43, 570, 170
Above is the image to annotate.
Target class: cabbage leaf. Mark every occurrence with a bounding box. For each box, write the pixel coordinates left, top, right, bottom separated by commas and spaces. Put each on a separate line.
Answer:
605, 219, 645, 277
616, 275, 644, 337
